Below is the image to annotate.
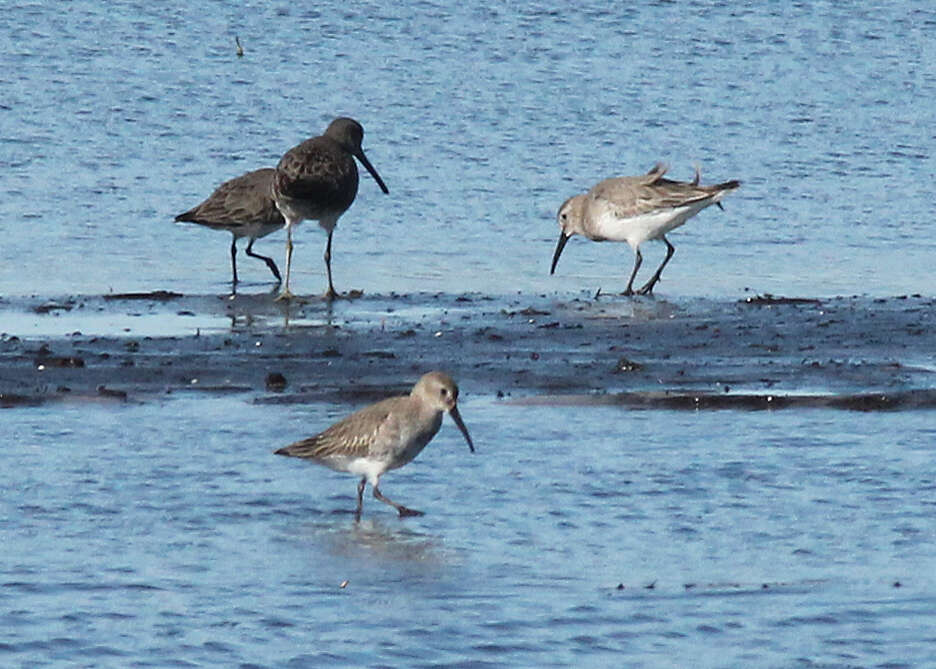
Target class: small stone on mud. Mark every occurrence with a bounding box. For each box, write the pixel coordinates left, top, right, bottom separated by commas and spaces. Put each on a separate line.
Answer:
265, 372, 288, 392
614, 357, 642, 373
97, 385, 127, 400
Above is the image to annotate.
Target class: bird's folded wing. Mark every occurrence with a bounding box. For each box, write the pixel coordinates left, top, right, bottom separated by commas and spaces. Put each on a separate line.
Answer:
278, 398, 401, 460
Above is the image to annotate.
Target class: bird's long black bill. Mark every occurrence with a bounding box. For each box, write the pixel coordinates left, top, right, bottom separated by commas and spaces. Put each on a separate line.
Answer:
550, 233, 571, 275
357, 151, 389, 194
449, 405, 475, 453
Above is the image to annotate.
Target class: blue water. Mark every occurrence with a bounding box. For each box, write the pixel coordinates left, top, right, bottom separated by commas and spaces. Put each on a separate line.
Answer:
3, 398, 936, 667
4, 2, 936, 667
2, 1, 935, 298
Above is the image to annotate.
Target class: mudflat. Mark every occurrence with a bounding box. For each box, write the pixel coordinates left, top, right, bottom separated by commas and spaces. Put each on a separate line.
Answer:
1, 291, 933, 410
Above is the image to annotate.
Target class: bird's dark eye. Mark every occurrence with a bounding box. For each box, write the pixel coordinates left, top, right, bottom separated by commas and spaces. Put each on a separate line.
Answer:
560, 213, 567, 220
440, 388, 448, 396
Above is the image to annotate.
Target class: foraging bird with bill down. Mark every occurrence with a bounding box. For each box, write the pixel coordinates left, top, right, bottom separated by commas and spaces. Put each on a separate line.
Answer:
271, 117, 389, 301
550, 163, 741, 295
174, 168, 284, 287
275, 372, 474, 519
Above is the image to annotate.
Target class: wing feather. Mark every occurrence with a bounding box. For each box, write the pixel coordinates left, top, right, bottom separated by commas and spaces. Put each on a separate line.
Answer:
275, 397, 406, 461
175, 168, 284, 230
273, 137, 358, 210
591, 167, 738, 219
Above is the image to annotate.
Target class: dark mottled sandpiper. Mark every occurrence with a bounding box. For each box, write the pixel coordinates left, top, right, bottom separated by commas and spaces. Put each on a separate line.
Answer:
272, 117, 389, 301
175, 168, 284, 286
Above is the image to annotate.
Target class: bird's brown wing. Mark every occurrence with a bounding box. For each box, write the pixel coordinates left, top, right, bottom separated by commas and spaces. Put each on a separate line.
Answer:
273, 138, 358, 210
274, 397, 406, 461
176, 168, 283, 229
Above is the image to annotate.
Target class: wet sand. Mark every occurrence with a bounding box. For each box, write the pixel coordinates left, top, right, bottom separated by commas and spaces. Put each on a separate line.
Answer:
1, 290, 933, 409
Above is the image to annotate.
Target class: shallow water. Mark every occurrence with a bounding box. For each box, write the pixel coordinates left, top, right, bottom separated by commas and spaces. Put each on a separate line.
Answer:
3, 397, 936, 666
2, 1, 936, 299
4, 2, 936, 667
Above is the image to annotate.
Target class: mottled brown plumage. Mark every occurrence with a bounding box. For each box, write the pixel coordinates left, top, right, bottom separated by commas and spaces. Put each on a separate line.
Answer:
275, 372, 474, 519
175, 168, 284, 285
551, 163, 740, 295
272, 117, 389, 301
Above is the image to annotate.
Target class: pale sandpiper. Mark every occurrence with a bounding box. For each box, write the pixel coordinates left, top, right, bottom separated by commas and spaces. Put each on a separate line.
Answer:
275, 372, 474, 519
550, 163, 740, 295
272, 117, 389, 301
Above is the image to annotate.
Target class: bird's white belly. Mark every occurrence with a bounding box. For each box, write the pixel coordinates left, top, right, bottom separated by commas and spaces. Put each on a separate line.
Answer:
234, 220, 282, 240
592, 203, 709, 248
333, 456, 388, 486
274, 195, 341, 229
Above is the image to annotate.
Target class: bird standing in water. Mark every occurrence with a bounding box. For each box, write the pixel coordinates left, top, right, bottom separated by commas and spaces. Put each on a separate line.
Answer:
175, 168, 284, 288
275, 372, 475, 519
271, 117, 389, 301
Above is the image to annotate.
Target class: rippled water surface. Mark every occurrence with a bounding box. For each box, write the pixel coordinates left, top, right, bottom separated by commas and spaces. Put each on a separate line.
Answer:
3, 1, 936, 298
3, 1, 936, 667
4, 398, 936, 667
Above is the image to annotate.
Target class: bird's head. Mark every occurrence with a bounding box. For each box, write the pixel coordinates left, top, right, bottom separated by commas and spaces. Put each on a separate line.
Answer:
551, 194, 586, 275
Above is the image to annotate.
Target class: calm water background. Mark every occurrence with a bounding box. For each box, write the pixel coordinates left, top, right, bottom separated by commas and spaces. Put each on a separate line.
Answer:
4, 398, 936, 666
3, 1, 936, 298
3, 1, 936, 667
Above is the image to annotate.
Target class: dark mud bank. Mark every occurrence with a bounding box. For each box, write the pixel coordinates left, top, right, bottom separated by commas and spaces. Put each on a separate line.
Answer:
1, 291, 933, 409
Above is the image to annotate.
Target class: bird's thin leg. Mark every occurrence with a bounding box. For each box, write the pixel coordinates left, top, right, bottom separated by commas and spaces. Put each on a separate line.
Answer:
624, 249, 643, 296
354, 478, 366, 521
637, 237, 675, 295
373, 485, 424, 518
276, 223, 295, 301
324, 228, 337, 301
246, 238, 282, 283
230, 238, 239, 286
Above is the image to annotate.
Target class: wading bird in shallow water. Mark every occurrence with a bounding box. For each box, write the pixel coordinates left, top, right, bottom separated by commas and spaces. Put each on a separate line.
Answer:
550, 163, 741, 295
275, 372, 474, 519
272, 117, 389, 301
174, 168, 284, 287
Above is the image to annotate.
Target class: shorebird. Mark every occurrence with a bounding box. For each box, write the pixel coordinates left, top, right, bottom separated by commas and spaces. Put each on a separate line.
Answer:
175, 168, 284, 286
550, 163, 741, 295
272, 117, 389, 301
275, 371, 474, 519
